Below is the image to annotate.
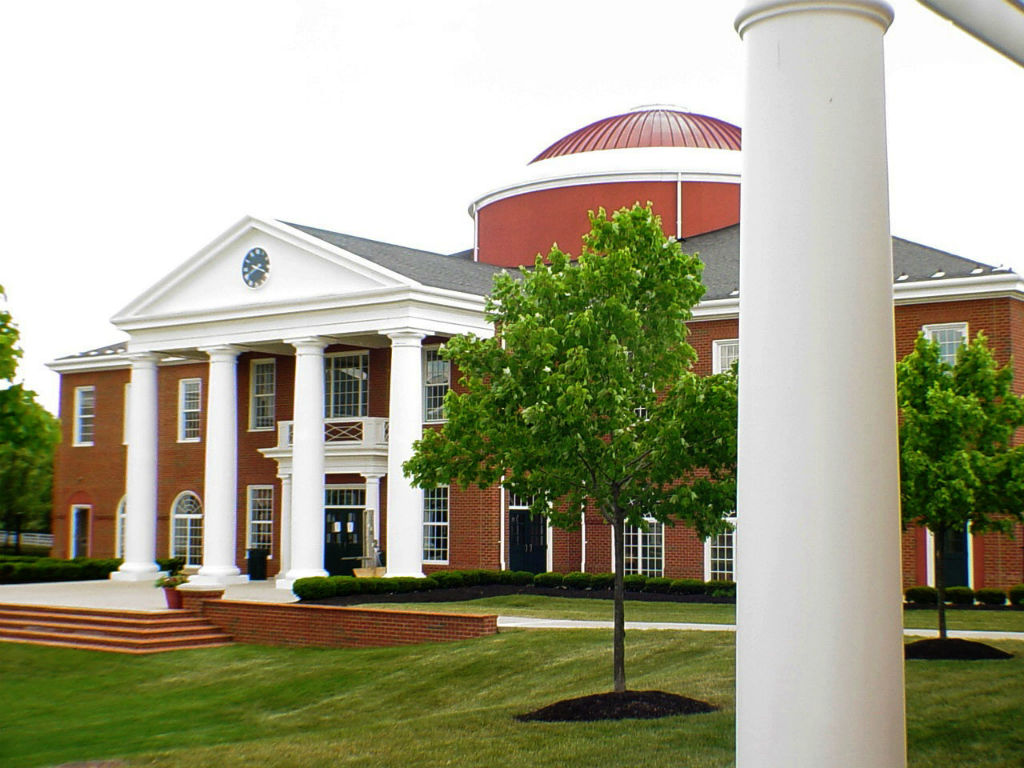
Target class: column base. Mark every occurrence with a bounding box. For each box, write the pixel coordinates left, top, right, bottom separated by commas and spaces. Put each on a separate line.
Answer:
384, 569, 426, 579
190, 565, 246, 587
110, 563, 162, 582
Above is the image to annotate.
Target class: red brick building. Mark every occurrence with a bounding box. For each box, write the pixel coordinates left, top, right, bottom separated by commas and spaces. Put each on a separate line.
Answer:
50, 107, 1024, 589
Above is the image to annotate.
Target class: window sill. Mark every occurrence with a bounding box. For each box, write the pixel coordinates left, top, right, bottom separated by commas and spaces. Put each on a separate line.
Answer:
72, 442, 94, 448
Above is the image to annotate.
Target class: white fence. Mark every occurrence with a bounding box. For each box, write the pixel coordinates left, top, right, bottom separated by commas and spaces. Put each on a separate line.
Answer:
1, 531, 53, 548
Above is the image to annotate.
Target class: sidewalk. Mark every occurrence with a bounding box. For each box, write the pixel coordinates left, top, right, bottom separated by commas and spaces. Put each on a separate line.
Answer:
0, 578, 296, 611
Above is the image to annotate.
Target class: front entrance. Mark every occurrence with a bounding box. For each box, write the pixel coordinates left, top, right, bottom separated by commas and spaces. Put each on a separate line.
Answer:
70, 505, 90, 558
941, 528, 970, 587
508, 506, 547, 573
324, 487, 365, 576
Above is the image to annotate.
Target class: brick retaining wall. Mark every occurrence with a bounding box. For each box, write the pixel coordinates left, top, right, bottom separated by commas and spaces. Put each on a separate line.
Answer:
195, 599, 497, 648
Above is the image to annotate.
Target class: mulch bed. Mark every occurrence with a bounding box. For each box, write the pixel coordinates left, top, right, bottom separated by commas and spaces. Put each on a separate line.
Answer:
905, 637, 1013, 660
515, 690, 718, 722
309, 583, 735, 607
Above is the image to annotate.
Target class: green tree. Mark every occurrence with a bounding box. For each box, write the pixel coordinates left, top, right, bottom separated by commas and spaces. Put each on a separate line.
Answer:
404, 204, 737, 692
897, 332, 1024, 638
0, 286, 59, 552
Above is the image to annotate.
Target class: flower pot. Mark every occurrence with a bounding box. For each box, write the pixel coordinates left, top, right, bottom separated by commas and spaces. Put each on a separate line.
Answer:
163, 587, 183, 609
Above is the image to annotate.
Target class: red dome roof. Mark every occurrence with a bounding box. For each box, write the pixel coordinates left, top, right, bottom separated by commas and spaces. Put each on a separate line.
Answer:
531, 107, 742, 163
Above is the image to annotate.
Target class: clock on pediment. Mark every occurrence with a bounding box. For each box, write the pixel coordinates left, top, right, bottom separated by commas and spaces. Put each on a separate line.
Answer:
242, 247, 270, 288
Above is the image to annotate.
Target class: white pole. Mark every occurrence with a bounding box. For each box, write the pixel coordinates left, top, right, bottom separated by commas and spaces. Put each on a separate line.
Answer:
733, 2, 906, 767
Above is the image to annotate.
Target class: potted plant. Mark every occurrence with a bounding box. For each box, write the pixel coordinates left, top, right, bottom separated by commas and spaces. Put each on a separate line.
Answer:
155, 573, 188, 609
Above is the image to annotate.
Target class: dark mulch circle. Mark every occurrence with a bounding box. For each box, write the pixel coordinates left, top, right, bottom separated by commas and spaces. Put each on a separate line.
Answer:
514, 690, 718, 722
905, 637, 1013, 660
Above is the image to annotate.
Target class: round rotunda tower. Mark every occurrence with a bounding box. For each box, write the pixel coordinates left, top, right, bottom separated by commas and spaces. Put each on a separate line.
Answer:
471, 106, 742, 267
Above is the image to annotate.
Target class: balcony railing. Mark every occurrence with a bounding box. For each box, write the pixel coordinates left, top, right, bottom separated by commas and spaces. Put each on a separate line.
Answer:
275, 417, 389, 450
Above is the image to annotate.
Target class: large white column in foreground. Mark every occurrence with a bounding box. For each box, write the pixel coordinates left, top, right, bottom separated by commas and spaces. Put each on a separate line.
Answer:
284, 337, 329, 583
385, 329, 426, 577
193, 345, 243, 585
112, 352, 161, 581
734, 3, 906, 767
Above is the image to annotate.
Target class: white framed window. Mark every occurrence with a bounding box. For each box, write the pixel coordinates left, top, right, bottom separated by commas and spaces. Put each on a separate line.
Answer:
171, 491, 203, 567
115, 496, 126, 558
122, 383, 131, 446
177, 378, 202, 442
249, 359, 276, 431
73, 386, 95, 446
712, 338, 739, 374
246, 485, 274, 552
423, 486, 449, 563
923, 322, 968, 366
423, 347, 451, 422
324, 352, 369, 418
623, 518, 664, 577
704, 513, 737, 581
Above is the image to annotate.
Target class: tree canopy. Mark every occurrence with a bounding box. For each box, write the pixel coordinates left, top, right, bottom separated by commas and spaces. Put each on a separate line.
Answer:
897, 332, 1024, 636
0, 285, 59, 547
404, 204, 737, 691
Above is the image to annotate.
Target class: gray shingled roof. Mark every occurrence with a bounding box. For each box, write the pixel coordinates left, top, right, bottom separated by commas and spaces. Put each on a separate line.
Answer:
685, 225, 1010, 301
284, 222, 506, 296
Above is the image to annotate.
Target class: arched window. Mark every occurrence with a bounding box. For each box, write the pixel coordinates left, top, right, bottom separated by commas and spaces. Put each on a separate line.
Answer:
171, 492, 203, 567
115, 496, 126, 558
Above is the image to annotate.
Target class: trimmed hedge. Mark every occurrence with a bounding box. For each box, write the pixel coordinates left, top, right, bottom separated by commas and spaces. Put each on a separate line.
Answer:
1010, 584, 1024, 608
946, 586, 974, 606
0, 557, 122, 585
670, 578, 705, 595
974, 588, 1007, 606
534, 571, 564, 588
905, 585, 937, 606
705, 580, 736, 597
623, 574, 646, 592
562, 571, 592, 590
643, 577, 673, 593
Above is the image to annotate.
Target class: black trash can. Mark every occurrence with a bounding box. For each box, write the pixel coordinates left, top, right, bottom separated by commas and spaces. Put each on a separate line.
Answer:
247, 548, 269, 581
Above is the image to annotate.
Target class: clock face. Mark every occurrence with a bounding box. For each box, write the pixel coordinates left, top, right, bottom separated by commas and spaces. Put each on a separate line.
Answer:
242, 247, 270, 288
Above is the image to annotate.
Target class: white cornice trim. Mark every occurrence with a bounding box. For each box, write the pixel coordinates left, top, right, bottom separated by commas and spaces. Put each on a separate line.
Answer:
893, 272, 1024, 304
472, 170, 740, 213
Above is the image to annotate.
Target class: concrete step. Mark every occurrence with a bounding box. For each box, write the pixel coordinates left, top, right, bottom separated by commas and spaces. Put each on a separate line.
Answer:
0, 602, 233, 654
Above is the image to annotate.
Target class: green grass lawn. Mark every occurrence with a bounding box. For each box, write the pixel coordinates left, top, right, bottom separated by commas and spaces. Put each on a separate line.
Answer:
360, 595, 1024, 632
2, 630, 1023, 768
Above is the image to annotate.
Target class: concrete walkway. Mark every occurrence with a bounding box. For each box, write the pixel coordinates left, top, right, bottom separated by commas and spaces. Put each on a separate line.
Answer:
497, 615, 1024, 642
0, 579, 297, 611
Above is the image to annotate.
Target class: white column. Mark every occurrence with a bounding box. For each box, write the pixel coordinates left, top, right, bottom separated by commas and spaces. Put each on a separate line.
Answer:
111, 352, 161, 581
384, 329, 426, 577
275, 473, 293, 585
733, 3, 906, 768
362, 472, 384, 559
192, 345, 243, 585
283, 337, 329, 583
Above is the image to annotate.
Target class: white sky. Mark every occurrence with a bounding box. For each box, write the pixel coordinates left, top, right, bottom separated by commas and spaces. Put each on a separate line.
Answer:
3, 0, 1023, 415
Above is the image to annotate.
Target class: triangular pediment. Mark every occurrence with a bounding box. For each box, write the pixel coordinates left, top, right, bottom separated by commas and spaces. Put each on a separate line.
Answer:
113, 216, 414, 323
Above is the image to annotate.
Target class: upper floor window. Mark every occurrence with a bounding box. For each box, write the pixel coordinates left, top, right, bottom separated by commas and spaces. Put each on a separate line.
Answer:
424, 347, 451, 422
249, 359, 276, 430
325, 352, 368, 418
713, 339, 739, 374
73, 386, 95, 446
178, 379, 202, 442
923, 322, 968, 366
624, 518, 664, 577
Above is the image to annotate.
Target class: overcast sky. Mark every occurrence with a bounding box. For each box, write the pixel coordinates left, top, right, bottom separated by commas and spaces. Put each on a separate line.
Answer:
3, 0, 1023, 415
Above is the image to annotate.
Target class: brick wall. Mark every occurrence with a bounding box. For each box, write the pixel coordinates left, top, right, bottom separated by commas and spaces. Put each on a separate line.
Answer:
198, 599, 497, 648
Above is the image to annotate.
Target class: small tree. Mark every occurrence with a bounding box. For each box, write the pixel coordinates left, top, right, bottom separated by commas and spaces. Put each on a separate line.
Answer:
897, 332, 1024, 638
404, 205, 737, 692
0, 286, 59, 552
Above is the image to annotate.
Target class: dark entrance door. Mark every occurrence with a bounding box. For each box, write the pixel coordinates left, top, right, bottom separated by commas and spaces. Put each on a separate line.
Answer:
324, 487, 365, 576
509, 508, 547, 573
941, 528, 969, 587
71, 506, 90, 558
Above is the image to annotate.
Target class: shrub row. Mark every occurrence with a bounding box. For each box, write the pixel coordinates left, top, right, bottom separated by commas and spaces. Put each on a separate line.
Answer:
0, 557, 123, 584
904, 585, 1024, 607
292, 569, 737, 600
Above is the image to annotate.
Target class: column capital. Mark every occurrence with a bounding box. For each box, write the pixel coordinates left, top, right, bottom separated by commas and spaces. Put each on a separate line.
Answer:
199, 344, 241, 361
360, 472, 385, 482
735, 1, 894, 38
285, 336, 330, 353
383, 328, 428, 347
126, 351, 161, 367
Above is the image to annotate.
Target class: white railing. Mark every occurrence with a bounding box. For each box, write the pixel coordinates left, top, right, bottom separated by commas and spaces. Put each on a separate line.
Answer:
275, 417, 389, 450
1, 531, 53, 548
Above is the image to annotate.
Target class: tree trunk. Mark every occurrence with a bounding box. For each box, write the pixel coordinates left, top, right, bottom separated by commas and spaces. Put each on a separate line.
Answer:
612, 508, 626, 693
934, 528, 947, 640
